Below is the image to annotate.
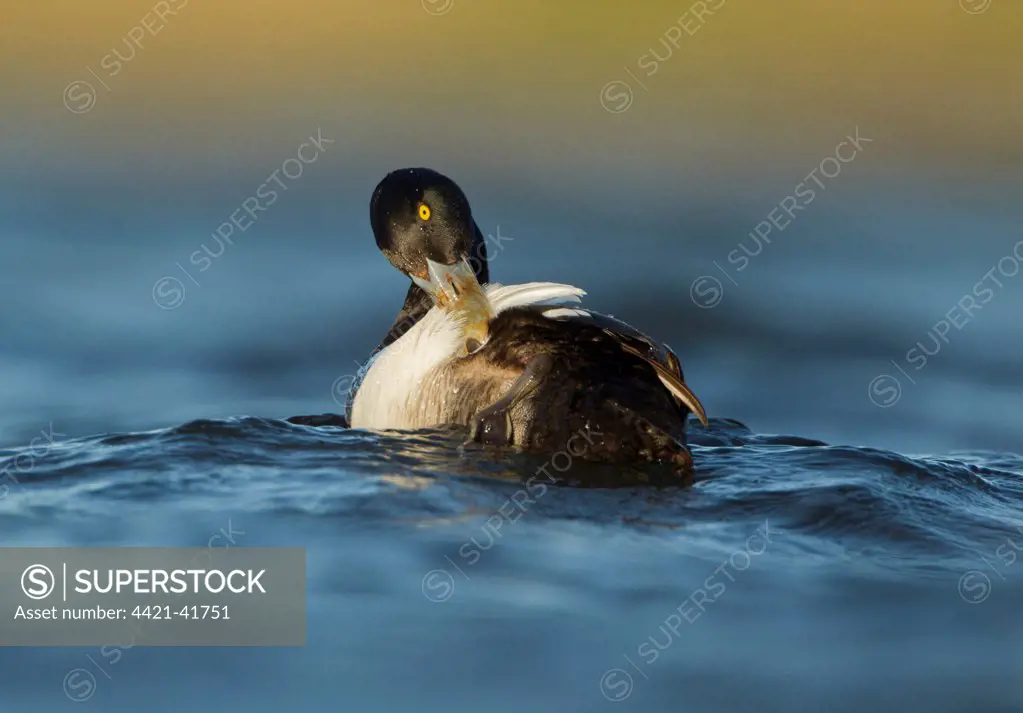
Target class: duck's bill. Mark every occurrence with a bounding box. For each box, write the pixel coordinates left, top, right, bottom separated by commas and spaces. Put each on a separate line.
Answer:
412, 258, 492, 353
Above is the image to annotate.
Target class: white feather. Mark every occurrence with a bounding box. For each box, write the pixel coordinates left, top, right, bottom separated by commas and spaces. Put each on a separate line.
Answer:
542, 307, 592, 320
349, 282, 586, 430
485, 282, 586, 311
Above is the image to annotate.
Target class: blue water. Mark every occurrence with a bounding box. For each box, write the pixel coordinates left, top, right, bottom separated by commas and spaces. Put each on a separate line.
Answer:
2, 418, 1023, 711
2, 161, 1023, 711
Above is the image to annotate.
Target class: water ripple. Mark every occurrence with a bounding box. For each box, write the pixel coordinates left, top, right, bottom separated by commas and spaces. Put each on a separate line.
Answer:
1, 416, 1021, 572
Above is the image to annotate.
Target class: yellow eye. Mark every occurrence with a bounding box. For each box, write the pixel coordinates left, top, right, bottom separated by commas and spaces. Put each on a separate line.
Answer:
418, 203, 431, 221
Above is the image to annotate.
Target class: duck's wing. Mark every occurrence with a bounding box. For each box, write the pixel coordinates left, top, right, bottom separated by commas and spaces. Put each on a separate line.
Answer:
529, 307, 706, 423
462, 309, 701, 482
537, 308, 679, 372
612, 334, 708, 426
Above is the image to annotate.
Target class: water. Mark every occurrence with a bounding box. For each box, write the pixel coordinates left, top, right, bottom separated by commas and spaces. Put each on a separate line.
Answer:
4, 172, 1023, 711
3, 173, 1023, 712
2, 416, 1022, 711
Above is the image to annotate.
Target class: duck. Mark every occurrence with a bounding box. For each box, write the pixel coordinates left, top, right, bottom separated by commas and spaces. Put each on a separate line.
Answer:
345, 167, 708, 481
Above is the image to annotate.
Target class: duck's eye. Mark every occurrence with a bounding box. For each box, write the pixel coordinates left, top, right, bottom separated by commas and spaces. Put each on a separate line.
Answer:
418, 203, 431, 221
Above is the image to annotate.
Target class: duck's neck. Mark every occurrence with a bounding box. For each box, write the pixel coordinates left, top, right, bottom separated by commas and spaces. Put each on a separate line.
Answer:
373, 282, 433, 354
372, 221, 490, 354
469, 220, 490, 284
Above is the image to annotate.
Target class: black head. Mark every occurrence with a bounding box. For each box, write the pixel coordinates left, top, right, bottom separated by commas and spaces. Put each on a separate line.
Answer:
370, 167, 489, 282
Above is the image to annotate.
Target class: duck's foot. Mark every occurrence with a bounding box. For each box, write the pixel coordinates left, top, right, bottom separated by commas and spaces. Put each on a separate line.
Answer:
469, 354, 553, 446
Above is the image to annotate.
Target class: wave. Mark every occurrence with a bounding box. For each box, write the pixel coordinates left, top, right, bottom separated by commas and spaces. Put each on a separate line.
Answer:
1, 417, 1019, 568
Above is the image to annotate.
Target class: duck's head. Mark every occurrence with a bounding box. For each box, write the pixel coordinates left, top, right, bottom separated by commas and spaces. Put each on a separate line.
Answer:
370, 167, 489, 283
370, 167, 492, 351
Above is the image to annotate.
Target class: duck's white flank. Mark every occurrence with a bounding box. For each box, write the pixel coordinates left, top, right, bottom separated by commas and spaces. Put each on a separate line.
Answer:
349, 282, 586, 431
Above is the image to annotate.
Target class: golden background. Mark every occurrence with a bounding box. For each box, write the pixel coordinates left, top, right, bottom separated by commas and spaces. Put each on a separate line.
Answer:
4, 0, 1020, 183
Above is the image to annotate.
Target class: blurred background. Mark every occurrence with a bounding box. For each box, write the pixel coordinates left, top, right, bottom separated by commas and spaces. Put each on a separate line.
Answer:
1, 0, 1020, 452
3, 4, 1023, 713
